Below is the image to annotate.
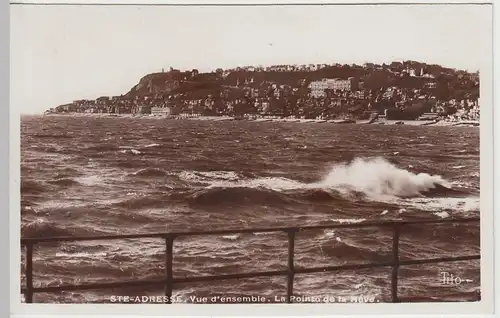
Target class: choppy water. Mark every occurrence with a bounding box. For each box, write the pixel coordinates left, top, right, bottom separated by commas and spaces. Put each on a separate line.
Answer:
20, 115, 480, 303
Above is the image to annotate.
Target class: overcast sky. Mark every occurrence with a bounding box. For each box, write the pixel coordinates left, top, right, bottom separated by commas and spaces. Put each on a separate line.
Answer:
11, 4, 491, 114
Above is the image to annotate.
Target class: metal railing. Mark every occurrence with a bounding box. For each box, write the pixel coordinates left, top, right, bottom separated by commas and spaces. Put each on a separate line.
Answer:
20, 217, 480, 303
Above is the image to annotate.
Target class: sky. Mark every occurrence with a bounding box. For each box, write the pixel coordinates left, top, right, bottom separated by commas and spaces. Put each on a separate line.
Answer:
11, 4, 492, 114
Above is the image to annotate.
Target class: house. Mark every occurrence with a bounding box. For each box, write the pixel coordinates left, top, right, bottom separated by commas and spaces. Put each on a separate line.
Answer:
133, 105, 152, 114
151, 106, 172, 116
390, 61, 403, 68
96, 96, 110, 105
260, 102, 270, 114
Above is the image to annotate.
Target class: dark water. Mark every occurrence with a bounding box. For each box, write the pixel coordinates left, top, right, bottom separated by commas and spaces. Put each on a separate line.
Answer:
20, 115, 480, 303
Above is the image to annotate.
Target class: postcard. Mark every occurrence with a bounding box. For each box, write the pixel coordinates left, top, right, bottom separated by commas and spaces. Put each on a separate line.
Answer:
9, 1, 495, 316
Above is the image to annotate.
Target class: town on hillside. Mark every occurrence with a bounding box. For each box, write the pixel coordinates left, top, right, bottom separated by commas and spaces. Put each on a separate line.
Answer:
46, 61, 480, 122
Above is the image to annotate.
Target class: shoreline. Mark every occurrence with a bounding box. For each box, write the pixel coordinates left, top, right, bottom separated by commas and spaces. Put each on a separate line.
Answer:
41, 112, 480, 127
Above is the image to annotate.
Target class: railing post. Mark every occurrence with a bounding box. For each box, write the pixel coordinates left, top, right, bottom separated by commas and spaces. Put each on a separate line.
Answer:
165, 235, 174, 304
391, 224, 400, 303
286, 229, 296, 303
25, 243, 34, 303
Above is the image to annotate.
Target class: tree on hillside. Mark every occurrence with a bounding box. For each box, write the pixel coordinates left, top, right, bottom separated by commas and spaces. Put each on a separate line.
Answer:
215, 68, 224, 79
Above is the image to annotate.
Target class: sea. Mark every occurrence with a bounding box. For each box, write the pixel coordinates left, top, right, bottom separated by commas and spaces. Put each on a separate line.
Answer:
20, 115, 480, 303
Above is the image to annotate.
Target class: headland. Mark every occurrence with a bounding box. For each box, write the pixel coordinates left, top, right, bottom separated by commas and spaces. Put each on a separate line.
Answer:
44, 61, 480, 126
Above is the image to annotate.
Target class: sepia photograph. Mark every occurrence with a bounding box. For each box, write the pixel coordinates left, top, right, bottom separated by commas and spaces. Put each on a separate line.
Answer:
10, 1, 494, 314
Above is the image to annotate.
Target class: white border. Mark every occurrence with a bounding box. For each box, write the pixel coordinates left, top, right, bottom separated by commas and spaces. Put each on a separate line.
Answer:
7, 0, 495, 4
8, 0, 496, 317
2, 0, 10, 317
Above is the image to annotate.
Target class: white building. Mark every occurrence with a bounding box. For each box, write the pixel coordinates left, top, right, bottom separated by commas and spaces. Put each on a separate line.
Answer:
308, 78, 358, 98
151, 106, 172, 116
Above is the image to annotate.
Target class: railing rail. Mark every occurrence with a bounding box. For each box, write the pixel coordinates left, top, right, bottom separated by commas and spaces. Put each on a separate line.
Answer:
21, 217, 480, 303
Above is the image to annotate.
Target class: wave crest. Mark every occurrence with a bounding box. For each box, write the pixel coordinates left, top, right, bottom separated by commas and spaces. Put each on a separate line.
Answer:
133, 168, 169, 177
47, 178, 81, 187
317, 157, 450, 198
22, 219, 76, 238
22, 218, 109, 239
320, 240, 389, 262
180, 171, 241, 184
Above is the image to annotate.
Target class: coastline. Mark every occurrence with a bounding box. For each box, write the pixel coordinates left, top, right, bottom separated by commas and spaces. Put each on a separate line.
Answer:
41, 112, 480, 127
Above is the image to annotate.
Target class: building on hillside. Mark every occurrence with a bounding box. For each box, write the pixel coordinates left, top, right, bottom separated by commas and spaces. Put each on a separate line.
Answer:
151, 106, 172, 116
132, 105, 152, 114
260, 102, 270, 114
308, 77, 359, 98
418, 113, 439, 120
309, 80, 329, 98
96, 96, 110, 105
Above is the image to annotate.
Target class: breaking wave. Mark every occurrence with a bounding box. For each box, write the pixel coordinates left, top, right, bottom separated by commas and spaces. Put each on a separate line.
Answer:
185, 157, 455, 199
170, 157, 468, 208
316, 157, 451, 198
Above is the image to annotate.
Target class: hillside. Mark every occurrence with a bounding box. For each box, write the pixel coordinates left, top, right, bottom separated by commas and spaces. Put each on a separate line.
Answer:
49, 61, 480, 120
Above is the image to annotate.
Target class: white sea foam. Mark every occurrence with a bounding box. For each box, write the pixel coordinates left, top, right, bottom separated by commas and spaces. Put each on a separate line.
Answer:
221, 234, 240, 240
198, 171, 240, 181
143, 143, 160, 148
323, 229, 336, 238
240, 177, 305, 191
119, 149, 141, 155
321, 229, 343, 242
179, 171, 241, 183
434, 211, 450, 219
202, 176, 306, 192
331, 218, 367, 224
401, 197, 480, 213
315, 157, 449, 198
75, 174, 106, 186
55, 252, 108, 258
